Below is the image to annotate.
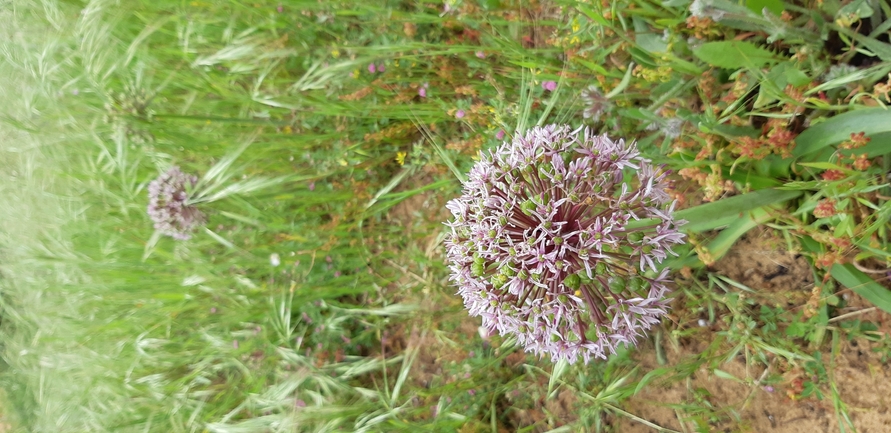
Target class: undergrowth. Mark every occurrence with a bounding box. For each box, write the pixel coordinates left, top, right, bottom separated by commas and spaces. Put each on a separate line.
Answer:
1, 0, 889, 432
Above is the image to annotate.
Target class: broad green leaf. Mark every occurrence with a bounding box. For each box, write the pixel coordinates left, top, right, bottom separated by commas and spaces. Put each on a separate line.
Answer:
698, 207, 771, 266
747, 0, 784, 15
837, 0, 874, 20
831, 264, 891, 314
674, 189, 802, 233
693, 41, 780, 69
792, 108, 891, 157
785, 66, 811, 87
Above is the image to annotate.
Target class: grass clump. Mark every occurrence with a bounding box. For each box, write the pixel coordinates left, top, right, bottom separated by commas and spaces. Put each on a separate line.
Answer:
1, 0, 890, 432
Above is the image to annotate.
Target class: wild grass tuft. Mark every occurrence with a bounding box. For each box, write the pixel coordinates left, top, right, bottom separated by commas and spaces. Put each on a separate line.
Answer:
2, 0, 891, 432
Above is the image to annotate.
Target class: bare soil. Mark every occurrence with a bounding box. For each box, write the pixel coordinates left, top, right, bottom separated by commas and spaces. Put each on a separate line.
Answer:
616, 228, 891, 433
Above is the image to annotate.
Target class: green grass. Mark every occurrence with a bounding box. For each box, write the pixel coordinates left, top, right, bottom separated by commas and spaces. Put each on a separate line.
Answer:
1, 0, 890, 432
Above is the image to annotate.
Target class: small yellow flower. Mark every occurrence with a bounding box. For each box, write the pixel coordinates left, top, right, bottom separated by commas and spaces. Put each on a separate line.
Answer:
395, 151, 407, 166
331, 49, 340, 58
351, 69, 360, 79
572, 18, 580, 33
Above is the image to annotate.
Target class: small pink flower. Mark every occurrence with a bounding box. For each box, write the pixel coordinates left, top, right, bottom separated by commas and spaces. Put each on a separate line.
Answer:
276, 4, 283, 12
233, 340, 239, 349
467, 389, 476, 396
495, 130, 505, 140
455, 110, 466, 119
377, 64, 386, 73
368, 63, 376, 74
308, 181, 315, 191
419, 87, 427, 98
542, 80, 557, 91
475, 51, 485, 59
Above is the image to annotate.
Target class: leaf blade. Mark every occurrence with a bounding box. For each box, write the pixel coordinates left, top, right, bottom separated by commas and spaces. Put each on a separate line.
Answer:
693, 41, 779, 69
831, 264, 891, 315
793, 108, 891, 157
675, 189, 802, 233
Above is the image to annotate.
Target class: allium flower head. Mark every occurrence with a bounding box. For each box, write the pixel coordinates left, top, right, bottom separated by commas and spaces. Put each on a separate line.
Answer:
147, 166, 205, 240
581, 85, 610, 122
444, 125, 686, 364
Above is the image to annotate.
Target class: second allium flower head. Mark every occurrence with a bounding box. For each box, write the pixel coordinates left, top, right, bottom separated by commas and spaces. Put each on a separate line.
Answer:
444, 125, 686, 364
147, 166, 205, 240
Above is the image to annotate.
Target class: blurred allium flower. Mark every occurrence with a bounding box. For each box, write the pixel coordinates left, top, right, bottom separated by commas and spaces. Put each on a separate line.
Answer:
580, 85, 610, 122
147, 166, 205, 240
104, 83, 155, 145
647, 117, 684, 139
444, 125, 685, 364
689, 0, 725, 21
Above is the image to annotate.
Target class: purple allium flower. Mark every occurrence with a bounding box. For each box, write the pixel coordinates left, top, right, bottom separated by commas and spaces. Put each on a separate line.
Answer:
456, 109, 466, 119
147, 166, 205, 240
368, 63, 376, 74
542, 80, 557, 92
581, 85, 610, 122
496, 129, 506, 140
444, 125, 686, 364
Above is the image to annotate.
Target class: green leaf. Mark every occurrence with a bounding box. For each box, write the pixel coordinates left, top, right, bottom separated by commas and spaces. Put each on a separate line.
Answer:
674, 189, 802, 233
713, 369, 744, 383
831, 264, 891, 314
836, 27, 891, 62
693, 41, 780, 69
700, 207, 771, 265
792, 108, 891, 157
837, 0, 874, 20
747, 0, 785, 15
797, 162, 849, 170
577, 5, 611, 26
785, 66, 811, 87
